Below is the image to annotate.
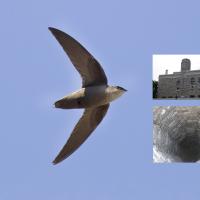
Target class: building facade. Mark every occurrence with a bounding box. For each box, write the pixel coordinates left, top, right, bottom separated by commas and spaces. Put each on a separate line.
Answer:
158, 59, 200, 98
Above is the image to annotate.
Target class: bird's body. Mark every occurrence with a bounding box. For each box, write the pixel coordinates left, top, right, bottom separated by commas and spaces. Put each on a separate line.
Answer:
55, 85, 125, 109
49, 27, 126, 164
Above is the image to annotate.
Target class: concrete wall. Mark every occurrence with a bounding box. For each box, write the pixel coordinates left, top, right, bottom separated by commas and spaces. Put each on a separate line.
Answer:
153, 106, 200, 162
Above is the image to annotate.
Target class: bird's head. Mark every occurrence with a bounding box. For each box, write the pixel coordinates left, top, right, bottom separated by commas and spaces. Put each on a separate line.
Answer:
108, 86, 127, 99
115, 86, 127, 92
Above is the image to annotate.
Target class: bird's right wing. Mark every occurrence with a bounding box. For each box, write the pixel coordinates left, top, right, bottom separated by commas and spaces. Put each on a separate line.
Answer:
53, 104, 110, 164
49, 27, 108, 87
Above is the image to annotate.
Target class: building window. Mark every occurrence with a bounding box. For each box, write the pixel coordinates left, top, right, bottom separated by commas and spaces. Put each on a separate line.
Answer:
191, 77, 195, 85
176, 80, 180, 86
198, 77, 200, 84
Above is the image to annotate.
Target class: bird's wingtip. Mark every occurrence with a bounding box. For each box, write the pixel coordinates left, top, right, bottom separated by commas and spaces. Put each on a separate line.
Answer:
48, 27, 64, 36
52, 155, 64, 165
52, 159, 59, 165
48, 27, 60, 33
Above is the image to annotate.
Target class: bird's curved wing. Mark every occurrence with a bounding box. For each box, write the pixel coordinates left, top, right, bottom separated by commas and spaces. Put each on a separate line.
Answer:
53, 104, 109, 164
49, 27, 108, 87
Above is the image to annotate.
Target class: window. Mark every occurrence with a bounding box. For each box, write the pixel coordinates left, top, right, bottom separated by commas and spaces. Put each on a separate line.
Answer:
191, 77, 195, 85
176, 80, 180, 86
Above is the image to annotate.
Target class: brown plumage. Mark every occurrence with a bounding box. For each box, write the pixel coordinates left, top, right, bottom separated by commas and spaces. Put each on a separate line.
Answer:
49, 27, 126, 164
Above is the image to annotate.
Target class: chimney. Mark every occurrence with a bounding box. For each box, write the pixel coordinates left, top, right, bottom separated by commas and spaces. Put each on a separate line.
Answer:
181, 58, 191, 72
165, 69, 168, 75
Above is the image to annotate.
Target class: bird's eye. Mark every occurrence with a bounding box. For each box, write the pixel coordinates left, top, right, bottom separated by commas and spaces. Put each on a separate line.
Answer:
117, 86, 123, 90
116, 86, 127, 91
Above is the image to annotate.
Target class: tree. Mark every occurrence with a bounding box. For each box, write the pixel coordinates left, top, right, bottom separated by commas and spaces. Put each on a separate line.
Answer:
153, 80, 158, 98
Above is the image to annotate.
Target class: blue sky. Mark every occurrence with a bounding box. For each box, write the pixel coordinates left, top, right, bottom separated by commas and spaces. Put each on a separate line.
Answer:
1, 0, 200, 199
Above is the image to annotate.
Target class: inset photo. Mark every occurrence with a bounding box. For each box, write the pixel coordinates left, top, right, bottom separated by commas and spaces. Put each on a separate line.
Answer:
153, 106, 200, 163
153, 55, 200, 99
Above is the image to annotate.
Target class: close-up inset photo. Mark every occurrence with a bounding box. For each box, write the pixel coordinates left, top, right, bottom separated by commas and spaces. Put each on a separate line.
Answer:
153, 55, 200, 99
153, 106, 200, 163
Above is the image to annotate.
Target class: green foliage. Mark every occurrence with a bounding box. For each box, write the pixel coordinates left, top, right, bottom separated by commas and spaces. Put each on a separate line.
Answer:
153, 80, 158, 98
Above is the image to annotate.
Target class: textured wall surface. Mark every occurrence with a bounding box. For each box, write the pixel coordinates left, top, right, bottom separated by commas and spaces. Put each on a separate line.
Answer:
153, 106, 200, 163
158, 72, 200, 98
157, 59, 200, 98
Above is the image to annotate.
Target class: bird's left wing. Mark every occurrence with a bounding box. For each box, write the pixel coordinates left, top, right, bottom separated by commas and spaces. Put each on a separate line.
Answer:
53, 104, 109, 164
48, 27, 108, 87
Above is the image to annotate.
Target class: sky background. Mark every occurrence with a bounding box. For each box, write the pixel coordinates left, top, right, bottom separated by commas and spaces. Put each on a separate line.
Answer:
153, 54, 200, 80
1, 0, 200, 199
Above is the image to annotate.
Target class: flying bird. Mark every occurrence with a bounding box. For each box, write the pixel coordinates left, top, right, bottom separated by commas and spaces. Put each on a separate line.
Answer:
49, 27, 127, 164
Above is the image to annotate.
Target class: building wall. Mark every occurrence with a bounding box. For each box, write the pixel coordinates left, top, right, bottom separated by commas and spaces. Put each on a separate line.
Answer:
158, 71, 200, 98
